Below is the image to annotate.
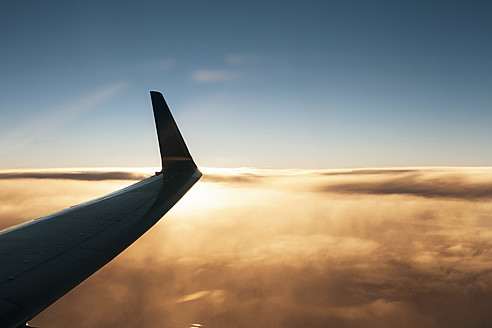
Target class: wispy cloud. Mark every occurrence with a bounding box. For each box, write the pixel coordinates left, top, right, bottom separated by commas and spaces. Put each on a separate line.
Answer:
131, 58, 176, 73
225, 54, 262, 65
177, 290, 212, 303
191, 69, 238, 82
191, 53, 261, 83
0, 82, 127, 155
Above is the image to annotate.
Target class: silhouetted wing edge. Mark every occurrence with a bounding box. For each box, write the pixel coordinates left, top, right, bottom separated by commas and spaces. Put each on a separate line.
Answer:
0, 92, 201, 328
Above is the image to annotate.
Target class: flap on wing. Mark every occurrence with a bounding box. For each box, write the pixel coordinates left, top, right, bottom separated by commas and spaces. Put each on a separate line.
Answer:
150, 91, 197, 171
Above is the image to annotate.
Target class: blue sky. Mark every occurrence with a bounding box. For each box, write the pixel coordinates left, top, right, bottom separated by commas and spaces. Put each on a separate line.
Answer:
0, 0, 491, 169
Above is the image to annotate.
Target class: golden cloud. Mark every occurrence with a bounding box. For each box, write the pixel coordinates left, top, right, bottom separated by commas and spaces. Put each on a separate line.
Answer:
0, 167, 490, 327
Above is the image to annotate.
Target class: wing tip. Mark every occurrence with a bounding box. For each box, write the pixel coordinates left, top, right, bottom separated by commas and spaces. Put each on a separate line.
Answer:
150, 91, 197, 172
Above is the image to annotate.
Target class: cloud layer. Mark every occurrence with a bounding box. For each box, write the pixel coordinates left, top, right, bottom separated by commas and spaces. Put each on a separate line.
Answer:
1, 167, 492, 327
319, 168, 492, 199
0, 170, 148, 181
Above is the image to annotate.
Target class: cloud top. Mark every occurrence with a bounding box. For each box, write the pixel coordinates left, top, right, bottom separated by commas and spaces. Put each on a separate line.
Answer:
320, 170, 492, 199
0, 170, 147, 181
0, 167, 490, 327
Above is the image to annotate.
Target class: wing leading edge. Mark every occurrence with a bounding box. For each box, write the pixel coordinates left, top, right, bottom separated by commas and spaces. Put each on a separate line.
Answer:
0, 92, 201, 327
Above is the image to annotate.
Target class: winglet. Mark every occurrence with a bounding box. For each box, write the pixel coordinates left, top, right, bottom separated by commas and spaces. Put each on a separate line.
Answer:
150, 91, 197, 172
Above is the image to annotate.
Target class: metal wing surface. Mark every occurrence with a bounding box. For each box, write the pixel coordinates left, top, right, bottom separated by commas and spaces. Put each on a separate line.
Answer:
0, 91, 201, 327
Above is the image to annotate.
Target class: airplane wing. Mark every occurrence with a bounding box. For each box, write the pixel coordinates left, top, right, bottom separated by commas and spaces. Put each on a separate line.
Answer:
0, 91, 201, 327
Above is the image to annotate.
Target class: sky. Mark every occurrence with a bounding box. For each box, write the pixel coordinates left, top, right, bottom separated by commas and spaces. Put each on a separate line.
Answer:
1, 1, 492, 327
1, 167, 492, 327
0, 0, 491, 169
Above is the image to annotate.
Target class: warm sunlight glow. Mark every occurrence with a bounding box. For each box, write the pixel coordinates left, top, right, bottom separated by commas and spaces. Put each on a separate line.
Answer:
3, 167, 492, 327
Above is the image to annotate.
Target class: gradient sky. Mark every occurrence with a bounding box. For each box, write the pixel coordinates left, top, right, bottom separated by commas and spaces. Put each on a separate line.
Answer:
0, 1, 491, 169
